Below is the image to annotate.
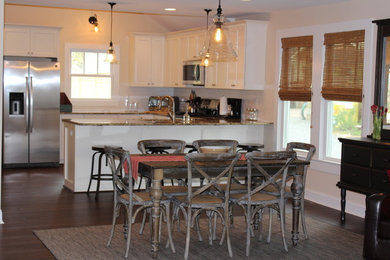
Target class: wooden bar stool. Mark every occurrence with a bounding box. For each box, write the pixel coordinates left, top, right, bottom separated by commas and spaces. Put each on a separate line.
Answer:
237, 143, 264, 152
87, 145, 122, 199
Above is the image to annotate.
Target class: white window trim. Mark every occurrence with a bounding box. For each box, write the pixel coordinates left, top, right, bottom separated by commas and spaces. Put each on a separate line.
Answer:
275, 19, 376, 174
64, 43, 120, 108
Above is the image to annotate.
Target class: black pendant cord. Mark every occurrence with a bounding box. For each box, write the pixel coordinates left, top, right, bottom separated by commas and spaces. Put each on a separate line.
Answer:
204, 9, 212, 30
217, 0, 222, 16
204, 9, 212, 54
108, 2, 116, 46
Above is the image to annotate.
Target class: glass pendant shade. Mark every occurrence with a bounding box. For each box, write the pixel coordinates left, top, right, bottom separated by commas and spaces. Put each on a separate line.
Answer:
200, 1, 237, 63
105, 42, 117, 63
207, 13, 237, 62
200, 52, 211, 67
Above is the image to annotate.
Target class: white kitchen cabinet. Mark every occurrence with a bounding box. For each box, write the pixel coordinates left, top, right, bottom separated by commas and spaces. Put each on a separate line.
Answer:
128, 33, 165, 87
186, 31, 206, 60
205, 20, 268, 90
4, 25, 60, 57
165, 36, 185, 87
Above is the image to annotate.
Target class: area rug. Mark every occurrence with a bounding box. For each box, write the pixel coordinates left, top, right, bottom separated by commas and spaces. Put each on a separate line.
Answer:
34, 214, 363, 260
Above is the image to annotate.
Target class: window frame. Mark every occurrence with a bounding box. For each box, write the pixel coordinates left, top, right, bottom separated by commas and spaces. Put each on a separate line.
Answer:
276, 19, 375, 173
64, 43, 120, 108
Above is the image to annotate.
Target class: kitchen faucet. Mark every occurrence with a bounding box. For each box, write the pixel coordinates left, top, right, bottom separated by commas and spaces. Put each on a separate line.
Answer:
163, 96, 175, 123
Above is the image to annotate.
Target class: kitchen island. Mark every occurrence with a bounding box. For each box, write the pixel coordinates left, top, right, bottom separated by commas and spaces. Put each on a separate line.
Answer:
63, 117, 273, 192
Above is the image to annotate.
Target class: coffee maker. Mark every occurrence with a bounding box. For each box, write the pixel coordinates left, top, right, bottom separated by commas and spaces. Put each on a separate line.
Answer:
227, 98, 242, 119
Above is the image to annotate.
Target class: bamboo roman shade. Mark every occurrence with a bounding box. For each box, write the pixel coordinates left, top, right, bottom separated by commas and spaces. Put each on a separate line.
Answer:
278, 35, 313, 101
322, 30, 365, 102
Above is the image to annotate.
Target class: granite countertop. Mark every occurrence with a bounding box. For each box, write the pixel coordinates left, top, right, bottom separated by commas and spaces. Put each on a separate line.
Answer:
61, 111, 168, 116
62, 117, 273, 126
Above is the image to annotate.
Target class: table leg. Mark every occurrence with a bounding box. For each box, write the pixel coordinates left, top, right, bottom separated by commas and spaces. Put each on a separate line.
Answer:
290, 166, 304, 246
150, 169, 163, 259
340, 188, 346, 224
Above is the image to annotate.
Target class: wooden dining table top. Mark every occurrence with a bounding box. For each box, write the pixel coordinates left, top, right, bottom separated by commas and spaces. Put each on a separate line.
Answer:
136, 153, 309, 179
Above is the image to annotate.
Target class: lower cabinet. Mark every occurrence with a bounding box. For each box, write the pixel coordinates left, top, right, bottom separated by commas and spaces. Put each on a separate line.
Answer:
337, 137, 390, 223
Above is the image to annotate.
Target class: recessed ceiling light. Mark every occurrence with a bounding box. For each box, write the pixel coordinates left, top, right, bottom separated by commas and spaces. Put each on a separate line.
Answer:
164, 8, 176, 11
240, 0, 252, 2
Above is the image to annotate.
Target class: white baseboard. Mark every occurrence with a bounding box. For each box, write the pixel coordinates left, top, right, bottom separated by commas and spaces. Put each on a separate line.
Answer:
305, 189, 365, 218
0, 210, 3, 224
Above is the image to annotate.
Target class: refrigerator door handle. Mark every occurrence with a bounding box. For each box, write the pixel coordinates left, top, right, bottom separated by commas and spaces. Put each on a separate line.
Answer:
25, 76, 29, 133
30, 76, 33, 133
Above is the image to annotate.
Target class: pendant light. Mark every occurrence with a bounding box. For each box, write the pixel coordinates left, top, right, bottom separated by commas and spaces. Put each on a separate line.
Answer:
205, 0, 237, 62
105, 2, 117, 63
200, 9, 212, 67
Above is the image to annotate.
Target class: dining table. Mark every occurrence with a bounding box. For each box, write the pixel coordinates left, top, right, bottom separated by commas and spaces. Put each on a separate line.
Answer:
134, 153, 310, 259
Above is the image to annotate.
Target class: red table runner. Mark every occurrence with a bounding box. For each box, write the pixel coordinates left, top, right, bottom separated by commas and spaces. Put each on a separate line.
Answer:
130, 155, 186, 181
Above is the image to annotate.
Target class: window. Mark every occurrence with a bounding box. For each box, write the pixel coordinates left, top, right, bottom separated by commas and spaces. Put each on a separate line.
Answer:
282, 101, 312, 148
279, 36, 313, 147
277, 21, 373, 168
326, 101, 362, 159
70, 50, 112, 99
322, 30, 365, 160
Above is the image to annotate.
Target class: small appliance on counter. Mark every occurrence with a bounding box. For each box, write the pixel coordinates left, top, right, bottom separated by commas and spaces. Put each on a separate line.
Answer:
181, 96, 242, 119
148, 96, 179, 112
227, 98, 242, 119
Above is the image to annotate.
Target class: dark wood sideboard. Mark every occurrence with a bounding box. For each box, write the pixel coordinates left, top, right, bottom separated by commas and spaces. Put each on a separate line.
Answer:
337, 137, 390, 223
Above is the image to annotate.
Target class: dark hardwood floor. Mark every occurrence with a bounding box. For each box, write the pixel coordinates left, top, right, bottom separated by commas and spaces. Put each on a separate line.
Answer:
0, 166, 365, 260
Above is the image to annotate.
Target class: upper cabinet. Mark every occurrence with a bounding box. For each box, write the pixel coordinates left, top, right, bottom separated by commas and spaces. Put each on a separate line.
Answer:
122, 20, 268, 90
4, 25, 60, 58
185, 31, 206, 61
205, 20, 268, 90
128, 33, 165, 87
165, 35, 185, 87
165, 29, 208, 87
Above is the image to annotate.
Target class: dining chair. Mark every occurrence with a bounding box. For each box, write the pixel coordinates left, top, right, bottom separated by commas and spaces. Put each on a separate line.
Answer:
192, 139, 245, 231
230, 151, 296, 256
137, 139, 186, 190
261, 142, 316, 240
174, 152, 241, 259
192, 139, 239, 153
104, 146, 175, 258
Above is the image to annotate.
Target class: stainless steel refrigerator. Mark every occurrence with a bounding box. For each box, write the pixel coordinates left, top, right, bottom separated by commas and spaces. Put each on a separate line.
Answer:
3, 56, 60, 167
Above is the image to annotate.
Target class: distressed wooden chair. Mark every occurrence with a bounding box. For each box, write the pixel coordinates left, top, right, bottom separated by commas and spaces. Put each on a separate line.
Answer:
230, 151, 296, 256
263, 142, 316, 239
192, 139, 242, 188
192, 139, 239, 154
174, 152, 241, 259
192, 139, 245, 230
104, 146, 175, 258
137, 139, 186, 190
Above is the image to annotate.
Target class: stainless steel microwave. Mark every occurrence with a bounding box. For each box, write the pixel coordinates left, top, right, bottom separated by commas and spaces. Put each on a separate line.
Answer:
183, 60, 205, 86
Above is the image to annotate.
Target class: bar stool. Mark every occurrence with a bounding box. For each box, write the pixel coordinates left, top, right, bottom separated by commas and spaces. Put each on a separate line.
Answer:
185, 143, 197, 153
237, 143, 264, 152
87, 145, 122, 199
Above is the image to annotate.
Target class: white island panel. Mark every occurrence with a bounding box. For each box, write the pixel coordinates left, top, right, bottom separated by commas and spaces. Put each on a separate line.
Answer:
64, 121, 271, 192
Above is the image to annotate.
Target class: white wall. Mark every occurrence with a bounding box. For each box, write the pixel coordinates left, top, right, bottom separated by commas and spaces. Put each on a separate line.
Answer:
264, 0, 390, 218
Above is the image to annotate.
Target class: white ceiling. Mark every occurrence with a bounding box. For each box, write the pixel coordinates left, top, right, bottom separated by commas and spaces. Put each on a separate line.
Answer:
5, 0, 350, 17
